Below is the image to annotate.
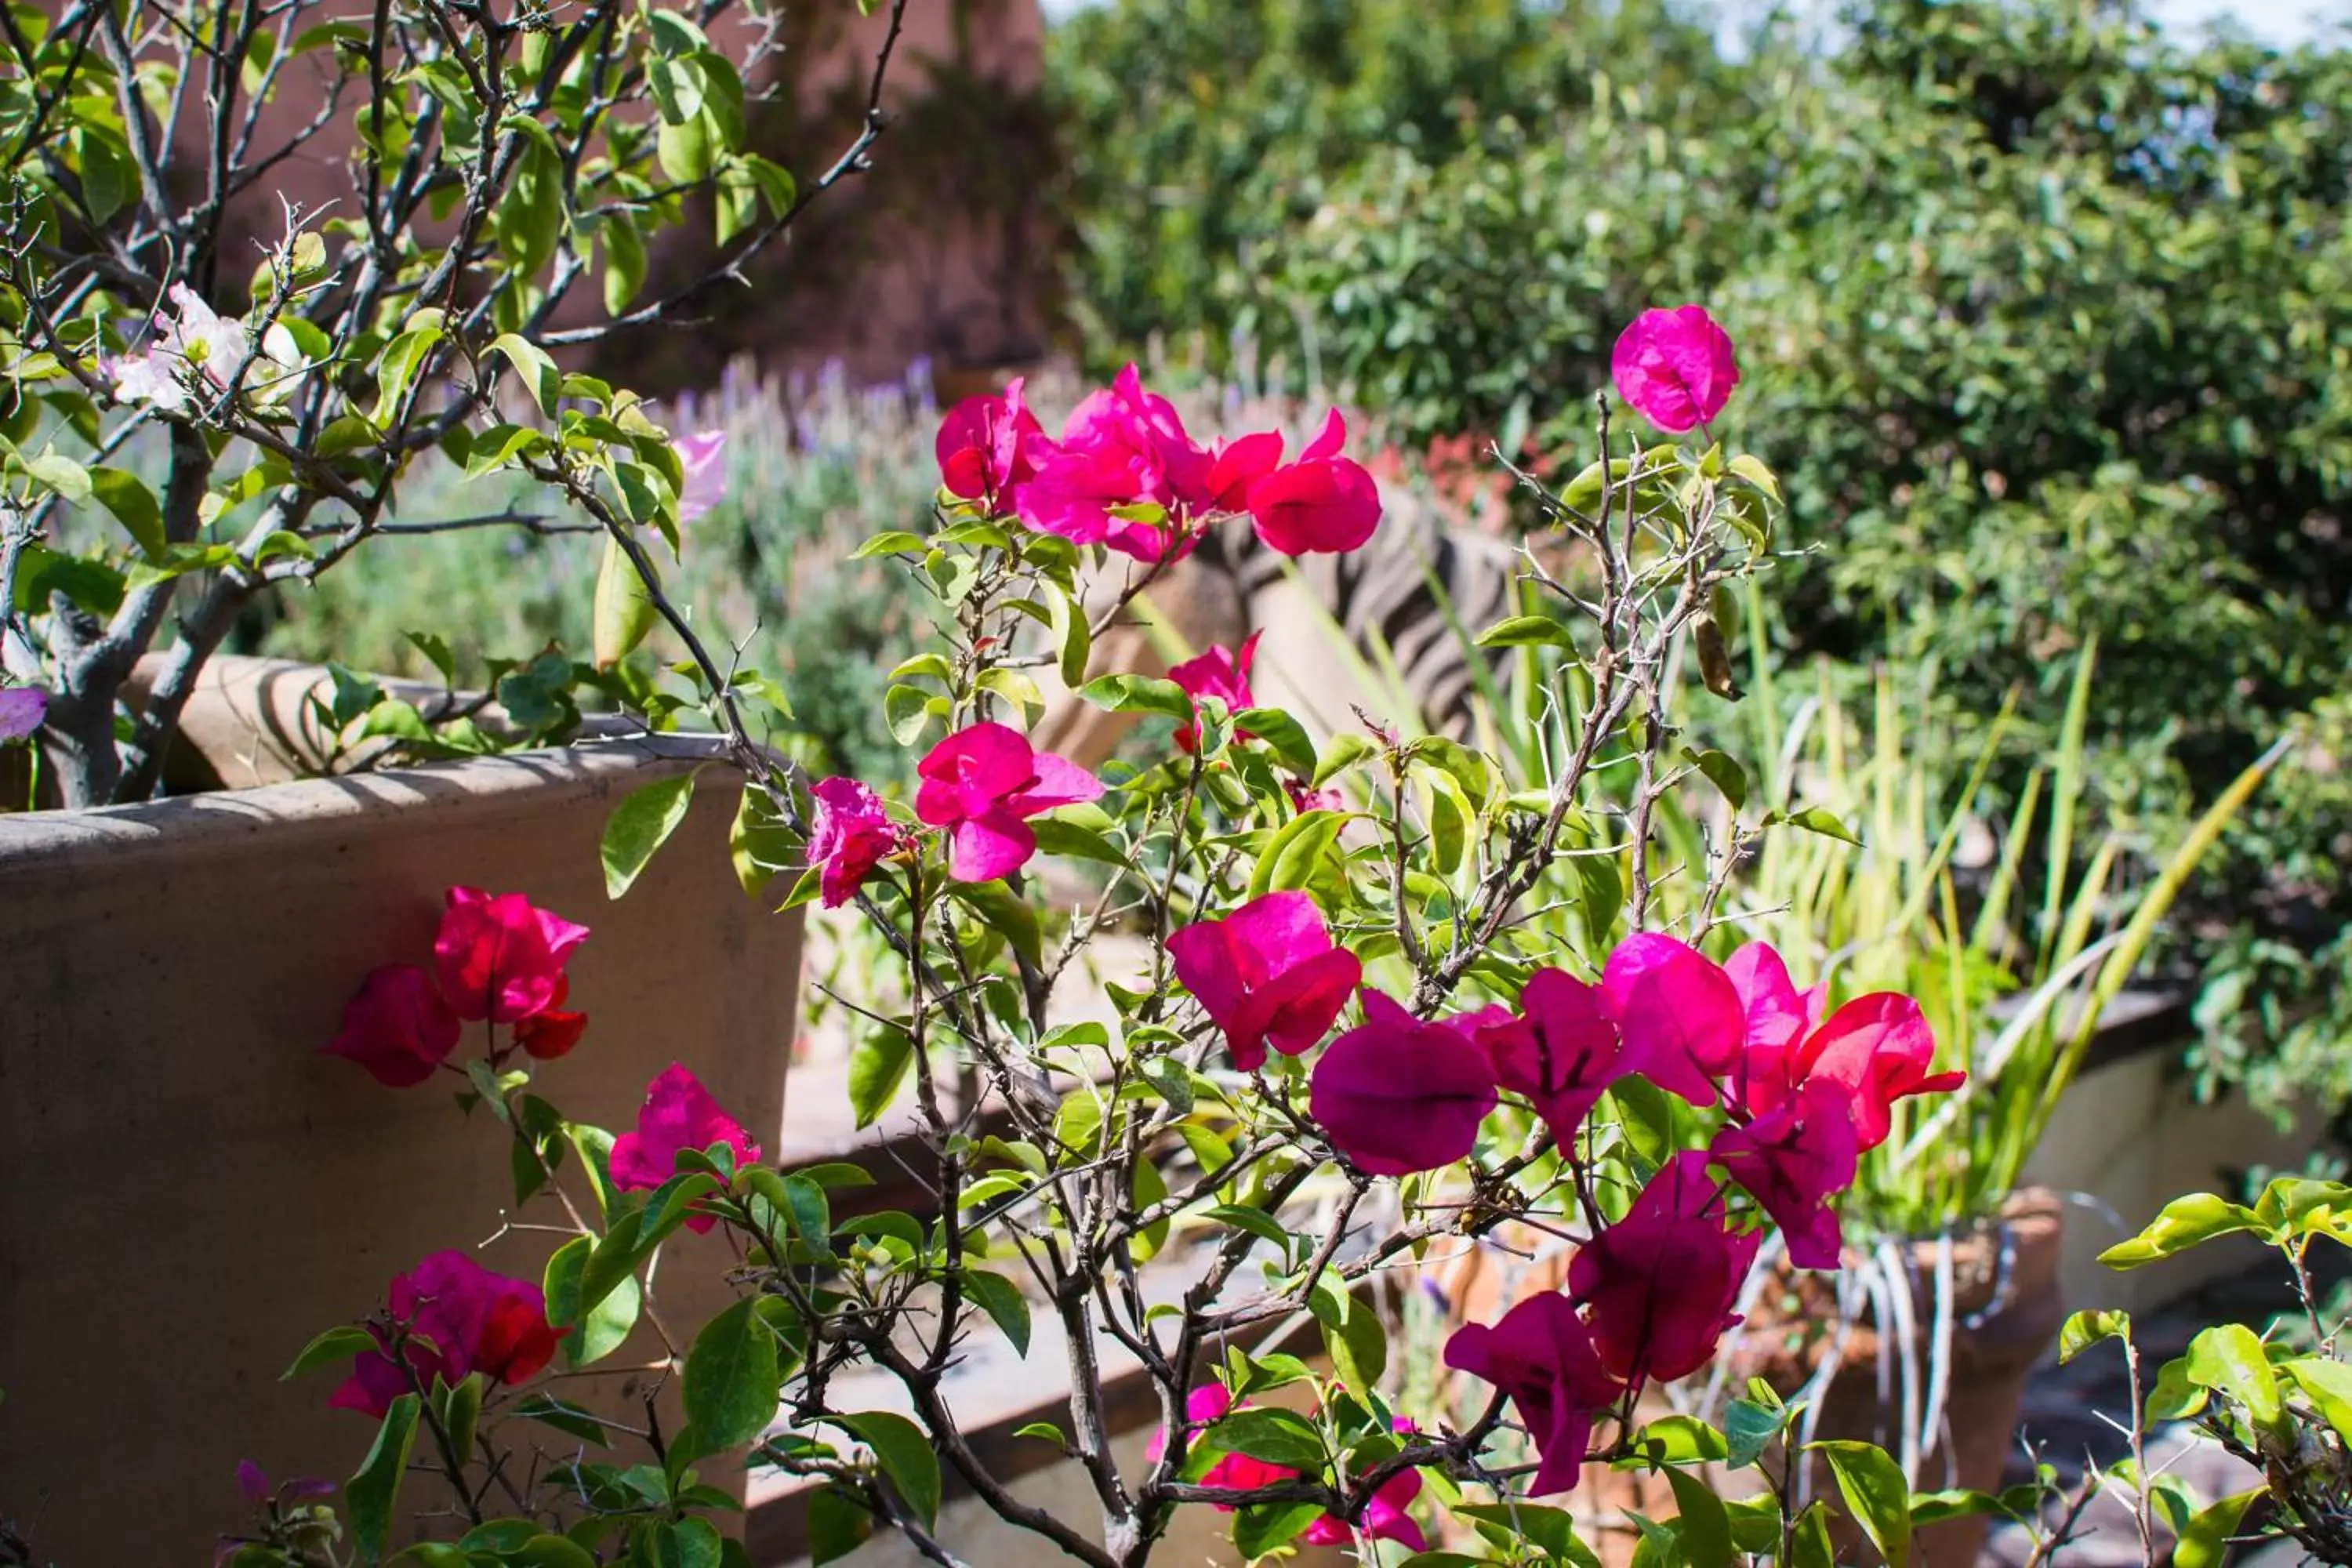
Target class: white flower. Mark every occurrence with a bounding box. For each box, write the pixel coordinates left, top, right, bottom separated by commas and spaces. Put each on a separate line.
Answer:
106, 349, 187, 412
152, 283, 249, 386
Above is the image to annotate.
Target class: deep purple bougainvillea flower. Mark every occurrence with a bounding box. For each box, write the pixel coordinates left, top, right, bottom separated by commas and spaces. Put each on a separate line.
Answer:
321, 963, 462, 1087
1472, 967, 1633, 1141
1599, 933, 1744, 1105
1568, 1151, 1759, 1385
1245, 409, 1382, 555
1443, 1292, 1622, 1497
510, 975, 588, 1062
935, 379, 1044, 510
1168, 891, 1361, 1071
1709, 1078, 1860, 1269
433, 887, 590, 1024
0, 685, 45, 740
1610, 306, 1740, 434
913, 722, 1103, 883
1167, 633, 1261, 754
807, 776, 910, 909
1309, 991, 1498, 1175
673, 431, 728, 522
330, 1250, 562, 1417
609, 1063, 763, 1230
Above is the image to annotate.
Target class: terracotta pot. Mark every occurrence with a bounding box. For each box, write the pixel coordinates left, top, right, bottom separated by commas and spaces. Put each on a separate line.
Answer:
0, 694, 804, 1561
1729, 1189, 2069, 1567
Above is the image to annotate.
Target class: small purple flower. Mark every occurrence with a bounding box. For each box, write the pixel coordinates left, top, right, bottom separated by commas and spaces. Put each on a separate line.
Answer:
0, 685, 46, 742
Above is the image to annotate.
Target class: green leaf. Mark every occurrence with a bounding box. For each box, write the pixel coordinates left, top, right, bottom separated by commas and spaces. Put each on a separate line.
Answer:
442, 1374, 484, 1470
1680, 747, 1748, 812
1312, 732, 1379, 789
852, 530, 928, 559
1209, 1408, 1327, 1471
1664, 1466, 1734, 1568
2098, 1192, 2263, 1269
2147, 1354, 2210, 1421
511, 1393, 612, 1446
2285, 1356, 2352, 1442
1013, 1421, 1066, 1444
2175, 1488, 2263, 1568
1907, 1490, 2014, 1527
1233, 1502, 1325, 1558
1779, 805, 1860, 846
1475, 613, 1574, 648
283, 1324, 379, 1381
1029, 815, 1125, 865
1231, 705, 1317, 776
2185, 1323, 2282, 1429
489, 333, 560, 415
369, 321, 444, 426
1810, 1441, 1910, 1568
807, 1485, 873, 1565
961, 1269, 1032, 1357
87, 467, 165, 559
1322, 1288, 1388, 1396
835, 1412, 941, 1530
1627, 1414, 1727, 1465
1247, 811, 1348, 898
21, 450, 91, 503
1077, 672, 1193, 720
2059, 1309, 2130, 1364
543, 1234, 642, 1369
601, 772, 697, 898
1724, 1396, 1784, 1468
847, 1022, 915, 1130
684, 1298, 782, 1452
1450, 1502, 1599, 1568
346, 1393, 421, 1564
947, 879, 1043, 969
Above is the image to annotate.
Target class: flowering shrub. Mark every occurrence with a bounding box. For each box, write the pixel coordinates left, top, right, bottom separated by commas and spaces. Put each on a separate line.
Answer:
247, 313, 1984, 1567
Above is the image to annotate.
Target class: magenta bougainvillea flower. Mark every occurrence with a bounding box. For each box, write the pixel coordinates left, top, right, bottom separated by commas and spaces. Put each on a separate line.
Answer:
1167, 633, 1261, 754
329, 1250, 563, 1417
807, 776, 910, 908
1245, 409, 1383, 556
1568, 1151, 1759, 1385
610, 1062, 763, 1230
1442, 1292, 1621, 1497
432, 887, 590, 1024
935, 379, 1044, 510
1286, 779, 1347, 815
913, 722, 1103, 883
233, 1461, 332, 1509
1014, 365, 1210, 560
1472, 967, 1634, 1140
1145, 1384, 1294, 1498
321, 963, 462, 1087
1308, 991, 1499, 1175
0, 685, 45, 741
673, 431, 728, 522
1201, 429, 1285, 513
510, 975, 588, 1062
1610, 306, 1740, 434
1302, 1461, 1426, 1552
1709, 1078, 1860, 1269
1599, 932, 1745, 1105
1168, 891, 1361, 1070
1729, 942, 1962, 1146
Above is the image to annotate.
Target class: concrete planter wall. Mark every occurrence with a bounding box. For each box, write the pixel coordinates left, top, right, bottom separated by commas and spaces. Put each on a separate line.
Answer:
0, 720, 803, 1562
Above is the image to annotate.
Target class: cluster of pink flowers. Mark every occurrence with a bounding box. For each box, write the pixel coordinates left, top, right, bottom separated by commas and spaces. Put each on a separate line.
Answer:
935, 365, 1380, 563
329, 1250, 564, 1418
1160, 890, 1961, 1496
324, 888, 765, 1411
1148, 1385, 1425, 1552
323, 887, 590, 1086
